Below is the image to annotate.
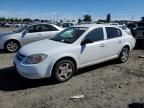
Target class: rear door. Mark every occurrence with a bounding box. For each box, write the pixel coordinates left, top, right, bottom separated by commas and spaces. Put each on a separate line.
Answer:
40, 24, 60, 39
103, 27, 124, 57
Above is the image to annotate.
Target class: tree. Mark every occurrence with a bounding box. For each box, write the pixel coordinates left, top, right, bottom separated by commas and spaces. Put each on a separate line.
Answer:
141, 17, 144, 28
106, 13, 111, 23
34, 19, 40, 22
0, 17, 6, 22
142, 17, 144, 22
78, 18, 82, 24
19, 19, 23, 23
23, 18, 32, 23
83, 15, 92, 22
14, 18, 19, 23
97, 19, 106, 24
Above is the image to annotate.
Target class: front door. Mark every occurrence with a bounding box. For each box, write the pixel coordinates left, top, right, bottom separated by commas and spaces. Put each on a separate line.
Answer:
21, 25, 43, 45
79, 27, 107, 66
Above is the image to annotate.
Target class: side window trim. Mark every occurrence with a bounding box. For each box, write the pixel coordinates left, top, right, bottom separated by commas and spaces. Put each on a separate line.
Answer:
103, 27, 107, 40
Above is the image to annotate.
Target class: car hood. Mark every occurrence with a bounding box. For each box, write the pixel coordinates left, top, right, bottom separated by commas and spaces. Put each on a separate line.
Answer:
0, 32, 15, 37
19, 39, 69, 56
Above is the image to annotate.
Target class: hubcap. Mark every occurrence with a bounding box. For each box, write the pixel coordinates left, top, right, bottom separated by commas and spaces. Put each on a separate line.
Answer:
57, 63, 73, 81
121, 48, 129, 62
7, 41, 18, 52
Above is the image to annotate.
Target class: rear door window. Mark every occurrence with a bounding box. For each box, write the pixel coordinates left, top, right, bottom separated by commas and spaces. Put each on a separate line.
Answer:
106, 27, 122, 39
42, 25, 58, 31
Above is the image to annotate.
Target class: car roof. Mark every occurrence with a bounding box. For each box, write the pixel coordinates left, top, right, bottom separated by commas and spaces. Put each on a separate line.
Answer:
74, 24, 120, 29
29, 23, 50, 26
28, 23, 63, 30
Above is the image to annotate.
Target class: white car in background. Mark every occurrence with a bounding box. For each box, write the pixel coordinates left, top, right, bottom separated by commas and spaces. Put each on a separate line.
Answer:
62, 22, 75, 28
14, 24, 135, 82
0, 23, 63, 52
109, 23, 131, 34
109, 23, 119, 26
118, 24, 131, 34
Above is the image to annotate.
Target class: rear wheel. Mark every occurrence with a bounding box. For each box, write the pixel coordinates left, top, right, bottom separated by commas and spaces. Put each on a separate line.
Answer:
53, 59, 75, 82
118, 47, 130, 63
5, 40, 20, 53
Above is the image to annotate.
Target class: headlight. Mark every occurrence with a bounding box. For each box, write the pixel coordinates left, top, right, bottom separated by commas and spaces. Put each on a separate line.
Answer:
23, 54, 48, 64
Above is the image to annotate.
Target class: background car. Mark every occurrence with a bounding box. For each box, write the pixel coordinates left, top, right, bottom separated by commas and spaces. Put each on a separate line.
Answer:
133, 22, 144, 39
0, 23, 63, 52
126, 23, 138, 35
118, 24, 131, 34
132, 22, 144, 47
14, 24, 135, 82
62, 22, 75, 28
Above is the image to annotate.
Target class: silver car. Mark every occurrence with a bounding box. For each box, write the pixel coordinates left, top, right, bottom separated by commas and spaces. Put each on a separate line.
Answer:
0, 23, 63, 52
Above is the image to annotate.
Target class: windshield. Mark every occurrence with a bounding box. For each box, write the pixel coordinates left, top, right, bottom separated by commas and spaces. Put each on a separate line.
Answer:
13, 25, 29, 33
51, 27, 87, 43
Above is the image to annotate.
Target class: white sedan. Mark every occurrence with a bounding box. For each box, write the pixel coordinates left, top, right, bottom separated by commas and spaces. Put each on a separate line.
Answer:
14, 24, 136, 82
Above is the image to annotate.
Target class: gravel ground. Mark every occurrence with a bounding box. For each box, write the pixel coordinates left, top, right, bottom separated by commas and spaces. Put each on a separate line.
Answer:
0, 49, 144, 108
0, 27, 16, 32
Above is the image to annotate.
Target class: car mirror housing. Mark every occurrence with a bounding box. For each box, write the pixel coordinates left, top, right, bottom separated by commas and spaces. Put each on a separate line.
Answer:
22, 30, 27, 36
81, 39, 93, 45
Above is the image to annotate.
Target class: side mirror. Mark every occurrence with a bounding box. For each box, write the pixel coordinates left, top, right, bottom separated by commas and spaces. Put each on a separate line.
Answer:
81, 39, 93, 45
22, 30, 27, 37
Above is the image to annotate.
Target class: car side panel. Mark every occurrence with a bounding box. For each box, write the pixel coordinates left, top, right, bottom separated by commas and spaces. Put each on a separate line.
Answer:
20, 32, 42, 46
41, 31, 59, 40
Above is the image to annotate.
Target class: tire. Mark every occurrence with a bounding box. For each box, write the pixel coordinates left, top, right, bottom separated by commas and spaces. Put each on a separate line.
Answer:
5, 40, 21, 53
52, 59, 75, 82
118, 47, 130, 63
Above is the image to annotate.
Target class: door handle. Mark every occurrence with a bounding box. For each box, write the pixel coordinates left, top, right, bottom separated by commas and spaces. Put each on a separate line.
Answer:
118, 40, 122, 43
38, 33, 42, 36
100, 44, 105, 47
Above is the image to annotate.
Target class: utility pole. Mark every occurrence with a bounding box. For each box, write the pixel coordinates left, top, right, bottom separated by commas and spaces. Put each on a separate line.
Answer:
88, 10, 91, 16
132, 15, 134, 21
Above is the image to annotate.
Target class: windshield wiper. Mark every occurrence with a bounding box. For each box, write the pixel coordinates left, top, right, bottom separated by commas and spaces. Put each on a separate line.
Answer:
60, 40, 71, 43
51, 38, 71, 43
50, 38, 61, 42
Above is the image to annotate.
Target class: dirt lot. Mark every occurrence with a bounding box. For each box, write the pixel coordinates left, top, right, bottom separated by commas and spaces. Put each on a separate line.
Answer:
0, 48, 144, 108
0, 28, 144, 108
0, 27, 16, 32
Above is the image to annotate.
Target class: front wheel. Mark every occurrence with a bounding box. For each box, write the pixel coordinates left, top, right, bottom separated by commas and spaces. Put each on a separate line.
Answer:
52, 60, 75, 82
118, 47, 130, 63
5, 40, 20, 53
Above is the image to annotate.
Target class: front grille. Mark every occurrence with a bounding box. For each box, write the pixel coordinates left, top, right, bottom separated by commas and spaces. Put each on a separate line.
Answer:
16, 52, 25, 61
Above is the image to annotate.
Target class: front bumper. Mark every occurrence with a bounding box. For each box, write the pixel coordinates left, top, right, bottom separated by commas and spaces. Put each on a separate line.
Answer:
14, 55, 53, 79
